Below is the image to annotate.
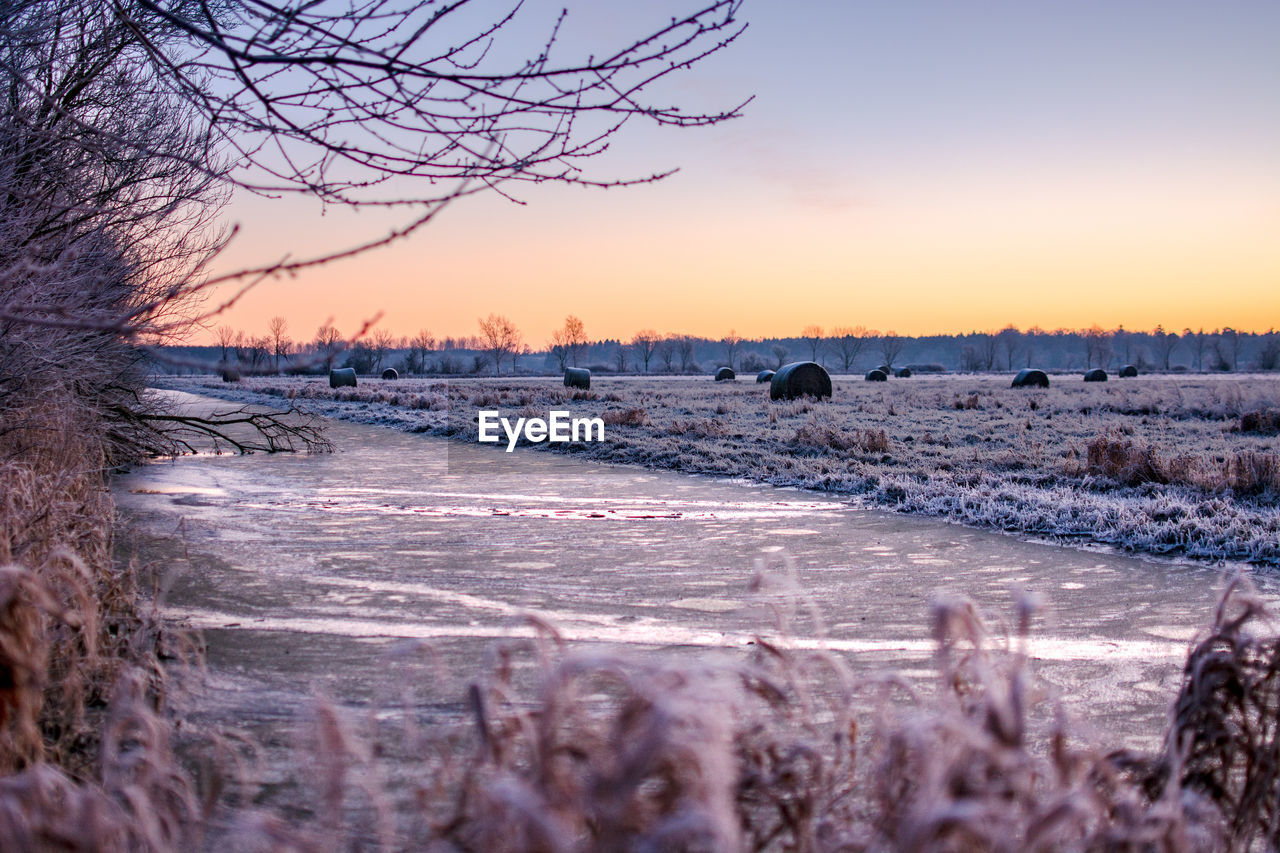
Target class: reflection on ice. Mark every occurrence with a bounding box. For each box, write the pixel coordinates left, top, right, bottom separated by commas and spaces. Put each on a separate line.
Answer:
129, 484, 227, 496
165, 605, 1189, 662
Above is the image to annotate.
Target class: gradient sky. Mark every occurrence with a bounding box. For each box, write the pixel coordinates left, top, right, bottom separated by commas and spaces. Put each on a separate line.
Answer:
203, 1, 1280, 346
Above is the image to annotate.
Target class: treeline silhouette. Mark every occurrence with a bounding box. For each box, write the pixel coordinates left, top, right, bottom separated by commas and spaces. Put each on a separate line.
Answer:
160, 319, 1279, 377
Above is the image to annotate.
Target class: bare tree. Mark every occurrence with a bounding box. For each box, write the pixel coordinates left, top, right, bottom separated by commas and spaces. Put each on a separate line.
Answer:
829, 326, 869, 372
1213, 328, 1240, 371
771, 343, 790, 369
676, 335, 697, 373
549, 337, 569, 371
549, 316, 588, 370
1, 0, 746, 455
0, 2, 343, 468
971, 333, 996, 371
997, 325, 1022, 370
631, 330, 661, 373
614, 346, 628, 373
1152, 326, 1179, 370
404, 329, 436, 374
566, 316, 589, 367
657, 335, 677, 373
1258, 334, 1280, 371
315, 324, 344, 370
121, 1, 748, 207
478, 314, 522, 376
879, 331, 904, 371
37, 2, 744, 349
247, 336, 271, 370
1183, 328, 1208, 371
233, 330, 250, 365
215, 326, 237, 365
1113, 327, 1134, 366
721, 329, 743, 371
268, 316, 290, 373
1084, 326, 1111, 369
800, 325, 824, 363
371, 329, 396, 373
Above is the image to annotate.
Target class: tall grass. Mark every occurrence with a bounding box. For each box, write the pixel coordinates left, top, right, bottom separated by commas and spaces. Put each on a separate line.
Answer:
175, 581, 1280, 851
0, 388, 201, 848
3, 396, 118, 770
793, 417, 892, 454
1075, 432, 1280, 497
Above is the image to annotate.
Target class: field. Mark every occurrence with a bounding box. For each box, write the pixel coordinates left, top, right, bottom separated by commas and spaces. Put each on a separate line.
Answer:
174, 373, 1280, 566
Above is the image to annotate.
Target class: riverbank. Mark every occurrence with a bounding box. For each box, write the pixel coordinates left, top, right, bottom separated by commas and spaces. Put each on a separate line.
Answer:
168, 373, 1280, 565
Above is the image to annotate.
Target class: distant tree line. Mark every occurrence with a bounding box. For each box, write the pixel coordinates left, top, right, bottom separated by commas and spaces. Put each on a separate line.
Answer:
157, 318, 1280, 378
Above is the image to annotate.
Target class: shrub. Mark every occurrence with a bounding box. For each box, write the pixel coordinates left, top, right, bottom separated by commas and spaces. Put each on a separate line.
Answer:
1081, 433, 1167, 486
668, 418, 729, 438
1221, 451, 1280, 496
1237, 410, 1280, 435
602, 407, 649, 427
793, 420, 891, 453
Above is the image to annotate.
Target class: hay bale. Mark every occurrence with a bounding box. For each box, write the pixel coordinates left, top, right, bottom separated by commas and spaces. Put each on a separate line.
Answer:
895, 367, 912, 378
1120, 364, 1138, 377
756, 370, 775, 383
865, 369, 888, 382
714, 367, 736, 381
329, 367, 357, 388
220, 367, 240, 382
877, 364, 892, 375
770, 361, 832, 401
564, 367, 591, 390
381, 367, 399, 380
1011, 368, 1049, 388
1084, 368, 1108, 382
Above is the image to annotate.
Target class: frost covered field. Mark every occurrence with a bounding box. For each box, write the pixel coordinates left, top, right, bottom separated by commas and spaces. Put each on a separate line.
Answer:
169, 374, 1280, 565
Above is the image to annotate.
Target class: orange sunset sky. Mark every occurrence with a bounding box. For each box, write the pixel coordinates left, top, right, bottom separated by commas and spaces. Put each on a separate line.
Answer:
199, 1, 1279, 346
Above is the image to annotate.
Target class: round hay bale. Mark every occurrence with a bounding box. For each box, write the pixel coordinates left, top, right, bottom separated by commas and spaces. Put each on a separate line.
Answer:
756, 370, 775, 383
329, 367, 357, 388
895, 367, 912, 378
564, 367, 591, 390
220, 367, 240, 382
714, 367, 736, 381
1120, 364, 1138, 377
1011, 368, 1049, 388
770, 361, 832, 401
381, 367, 399, 380
1083, 368, 1108, 382
865, 369, 888, 382
877, 364, 892, 376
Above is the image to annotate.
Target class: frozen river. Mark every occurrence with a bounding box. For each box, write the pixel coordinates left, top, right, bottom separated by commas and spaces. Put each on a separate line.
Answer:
114, 391, 1274, 759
